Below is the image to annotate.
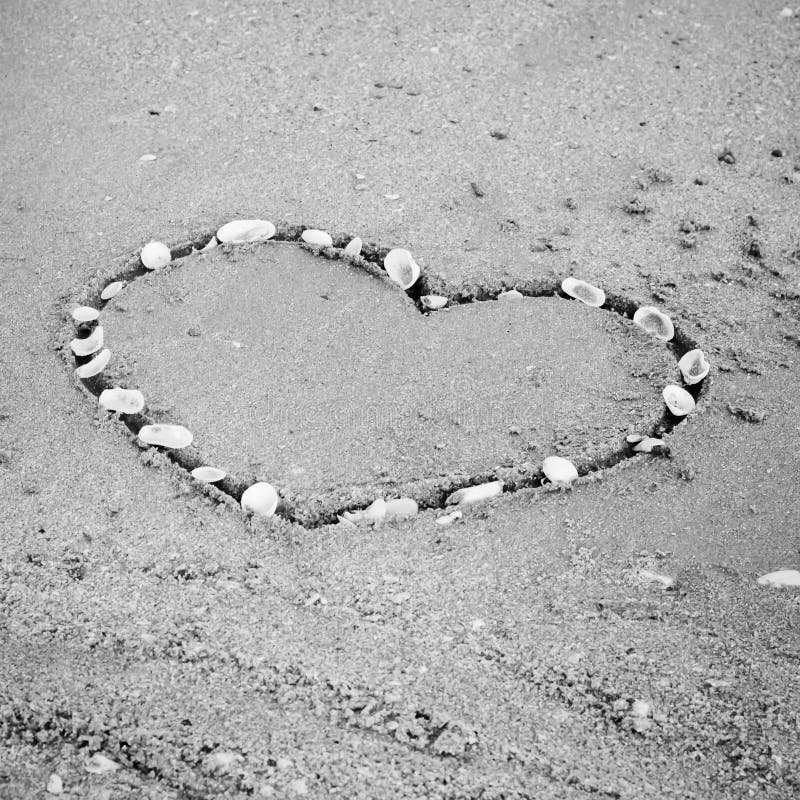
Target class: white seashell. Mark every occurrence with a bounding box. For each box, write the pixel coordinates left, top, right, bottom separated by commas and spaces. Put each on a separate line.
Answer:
421, 294, 448, 310
385, 497, 418, 521
436, 509, 463, 526
342, 497, 387, 525
757, 569, 800, 588
633, 306, 674, 341
138, 424, 193, 449
561, 277, 606, 308
384, 248, 421, 290
140, 241, 172, 270
71, 306, 100, 323
99, 387, 145, 414
678, 349, 710, 385
633, 437, 664, 453
84, 754, 119, 774
75, 348, 111, 378
662, 385, 695, 416
301, 229, 333, 247
344, 237, 362, 256
626, 433, 644, 444
46, 773, 63, 794
191, 466, 227, 483
639, 569, 674, 588
100, 281, 124, 301
446, 480, 503, 506
542, 455, 579, 486
217, 220, 275, 244
241, 481, 278, 517
70, 326, 104, 357
200, 236, 218, 252
498, 289, 524, 301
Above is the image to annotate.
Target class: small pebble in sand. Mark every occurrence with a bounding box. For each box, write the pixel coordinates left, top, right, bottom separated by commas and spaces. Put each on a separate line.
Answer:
301, 229, 333, 247
84, 753, 120, 774
542, 456, 579, 487
46, 774, 63, 795
779, 7, 794, 18
71, 305, 100, 323
421, 294, 448, 310
436, 509, 463, 525
662, 385, 695, 416
498, 289, 524, 301
384, 248, 420, 290
100, 281, 124, 300
138, 424, 193, 449
241, 481, 278, 518
70, 325, 104, 357
757, 569, 800, 588
446, 481, 503, 506
678, 348, 710, 385
344, 237, 362, 256
99, 387, 145, 414
140, 241, 172, 270
139, 153, 157, 162
191, 466, 226, 483
561, 277, 605, 308
217, 219, 275, 244
75, 348, 111, 379
385, 497, 418, 521
633, 306, 674, 341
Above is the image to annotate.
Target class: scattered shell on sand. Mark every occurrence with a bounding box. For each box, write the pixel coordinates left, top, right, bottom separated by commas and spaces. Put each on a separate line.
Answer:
84, 754, 119, 774
344, 237, 362, 256
140, 241, 172, 270
71, 306, 100, 323
138, 424, 193, 449
343, 497, 387, 525
98, 387, 145, 414
561, 277, 606, 308
678, 348, 710, 385
70, 326, 104, 357
633, 437, 665, 453
385, 497, 418, 521
100, 281, 124, 301
200, 236, 218, 252
191, 466, 227, 483
542, 455, 579, 486
446, 481, 503, 506
301, 229, 333, 248
633, 306, 674, 341
498, 289, 524, 301
421, 294, 448, 310
241, 481, 278, 517
436, 509, 463, 525
757, 569, 800, 588
217, 219, 276, 244
663, 385, 695, 416
384, 248, 421, 290
75, 348, 111, 379
639, 569, 674, 588
626, 433, 644, 444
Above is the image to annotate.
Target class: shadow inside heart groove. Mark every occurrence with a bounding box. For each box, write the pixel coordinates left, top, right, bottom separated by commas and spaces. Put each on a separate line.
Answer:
66, 224, 704, 527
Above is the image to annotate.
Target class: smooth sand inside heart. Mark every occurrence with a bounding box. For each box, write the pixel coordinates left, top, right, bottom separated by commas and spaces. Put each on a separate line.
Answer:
107, 243, 673, 498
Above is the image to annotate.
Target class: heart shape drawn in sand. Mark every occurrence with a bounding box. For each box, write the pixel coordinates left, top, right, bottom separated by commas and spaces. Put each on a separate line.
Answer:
64, 221, 709, 528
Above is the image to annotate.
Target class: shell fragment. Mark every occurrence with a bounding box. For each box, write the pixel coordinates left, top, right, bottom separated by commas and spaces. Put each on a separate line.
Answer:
70, 326, 104, 357
542, 456, 579, 486
138, 424, 193, 449
633, 306, 674, 341
301, 229, 334, 248
678, 349, 710, 385
99, 387, 145, 414
191, 466, 227, 483
421, 294, 448, 310
385, 497, 418, 522
217, 219, 276, 244
241, 481, 278, 517
384, 248, 421, 290
662, 385, 695, 416
561, 277, 605, 308
344, 237, 362, 256
436, 509, 463, 526
632, 436, 665, 453
498, 289, 524, 301
446, 481, 503, 506
757, 569, 800, 587
71, 306, 100, 323
140, 241, 172, 270
342, 497, 387, 525
75, 348, 111, 379
100, 281, 124, 301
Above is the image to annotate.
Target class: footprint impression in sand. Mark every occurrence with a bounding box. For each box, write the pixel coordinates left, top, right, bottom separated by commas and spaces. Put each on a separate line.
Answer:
64, 220, 709, 527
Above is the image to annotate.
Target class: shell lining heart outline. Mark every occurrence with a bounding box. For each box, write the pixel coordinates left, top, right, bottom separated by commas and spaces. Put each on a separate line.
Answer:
64, 221, 708, 528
